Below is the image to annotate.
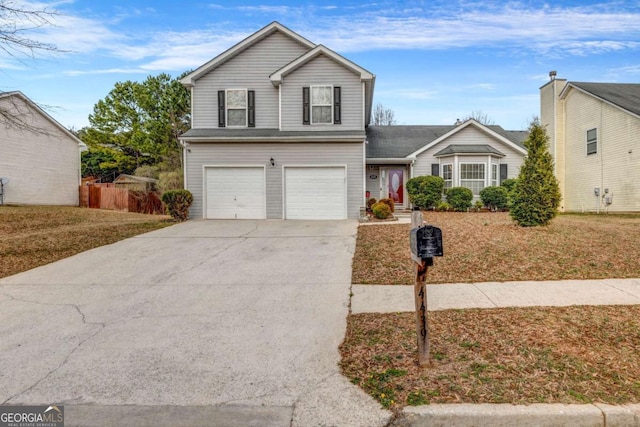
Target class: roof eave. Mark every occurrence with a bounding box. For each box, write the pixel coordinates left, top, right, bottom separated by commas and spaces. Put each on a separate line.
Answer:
181, 21, 316, 86
366, 157, 415, 164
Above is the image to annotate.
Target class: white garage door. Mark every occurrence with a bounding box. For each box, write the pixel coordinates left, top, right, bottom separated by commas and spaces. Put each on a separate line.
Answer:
285, 167, 346, 220
205, 167, 265, 219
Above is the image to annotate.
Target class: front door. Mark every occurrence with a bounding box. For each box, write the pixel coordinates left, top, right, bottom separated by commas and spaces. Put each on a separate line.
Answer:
382, 168, 404, 205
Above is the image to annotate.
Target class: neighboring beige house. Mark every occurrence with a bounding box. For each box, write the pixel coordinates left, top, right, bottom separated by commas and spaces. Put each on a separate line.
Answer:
541, 74, 640, 212
0, 91, 83, 205
365, 120, 527, 208
180, 21, 375, 219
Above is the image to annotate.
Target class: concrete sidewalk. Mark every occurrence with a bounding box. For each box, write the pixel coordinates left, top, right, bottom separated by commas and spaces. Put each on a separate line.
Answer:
352, 278, 640, 313
352, 278, 640, 426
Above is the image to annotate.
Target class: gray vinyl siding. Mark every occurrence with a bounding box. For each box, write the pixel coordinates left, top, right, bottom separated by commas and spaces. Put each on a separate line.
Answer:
186, 142, 365, 219
190, 32, 309, 129
412, 126, 524, 180
365, 165, 380, 199
0, 96, 80, 205
280, 55, 363, 131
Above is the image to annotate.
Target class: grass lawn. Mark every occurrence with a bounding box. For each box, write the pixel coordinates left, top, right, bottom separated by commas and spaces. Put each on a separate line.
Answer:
0, 205, 172, 279
344, 212, 640, 410
352, 212, 640, 285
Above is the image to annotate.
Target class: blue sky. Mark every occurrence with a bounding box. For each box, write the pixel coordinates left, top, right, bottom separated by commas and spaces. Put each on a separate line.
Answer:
2, 0, 640, 130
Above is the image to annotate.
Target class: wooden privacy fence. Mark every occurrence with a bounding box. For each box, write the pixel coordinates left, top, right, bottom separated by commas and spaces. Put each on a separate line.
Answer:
79, 185, 164, 214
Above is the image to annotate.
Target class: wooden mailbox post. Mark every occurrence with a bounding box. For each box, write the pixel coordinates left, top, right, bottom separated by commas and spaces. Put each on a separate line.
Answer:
410, 209, 443, 366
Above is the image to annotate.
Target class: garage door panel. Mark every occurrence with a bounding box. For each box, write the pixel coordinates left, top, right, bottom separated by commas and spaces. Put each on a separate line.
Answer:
285, 167, 346, 220
206, 167, 265, 219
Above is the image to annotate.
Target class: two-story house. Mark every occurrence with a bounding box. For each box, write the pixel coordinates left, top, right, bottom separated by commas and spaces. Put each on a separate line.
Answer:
180, 22, 375, 219
181, 21, 528, 218
541, 73, 640, 213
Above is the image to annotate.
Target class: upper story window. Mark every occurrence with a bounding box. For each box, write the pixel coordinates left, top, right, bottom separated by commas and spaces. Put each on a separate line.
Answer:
311, 86, 332, 124
303, 86, 341, 125
217, 89, 255, 128
587, 128, 597, 155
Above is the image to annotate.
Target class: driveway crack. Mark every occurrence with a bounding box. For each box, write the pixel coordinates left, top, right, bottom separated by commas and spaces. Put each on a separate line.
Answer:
1, 295, 106, 405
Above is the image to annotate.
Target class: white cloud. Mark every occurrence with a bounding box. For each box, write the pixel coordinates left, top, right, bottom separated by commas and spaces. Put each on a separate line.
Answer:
5, 1, 639, 78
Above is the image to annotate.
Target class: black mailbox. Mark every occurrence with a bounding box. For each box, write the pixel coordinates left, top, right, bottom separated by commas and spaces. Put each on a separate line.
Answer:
410, 225, 444, 260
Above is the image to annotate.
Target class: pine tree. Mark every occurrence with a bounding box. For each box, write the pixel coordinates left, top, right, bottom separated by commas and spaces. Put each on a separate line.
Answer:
510, 119, 562, 226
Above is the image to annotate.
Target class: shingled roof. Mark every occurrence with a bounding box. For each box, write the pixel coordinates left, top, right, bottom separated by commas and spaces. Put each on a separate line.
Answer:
564, 82, 640, 117
365, 124, 527, 159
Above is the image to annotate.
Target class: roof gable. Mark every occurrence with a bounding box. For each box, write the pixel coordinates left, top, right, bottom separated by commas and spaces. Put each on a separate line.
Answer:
181, 21, 316, 86
560, 82, 640, 118
269, 45, 374, 85
366, 120, 527, 159
0, 91, 83, 146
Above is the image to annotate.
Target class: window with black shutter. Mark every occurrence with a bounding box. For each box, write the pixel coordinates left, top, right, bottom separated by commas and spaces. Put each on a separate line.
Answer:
500, 164, 508, 182
247, 90, 255, 127
333, 86, 341, 124
217, 90, 225, 127
302, 87, 310, 125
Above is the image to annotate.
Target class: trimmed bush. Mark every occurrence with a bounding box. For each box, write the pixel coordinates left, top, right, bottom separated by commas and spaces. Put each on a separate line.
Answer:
474, 200, 484, 212
480, 186, 509, 211
446, 187, 473, 212
366, 197, 378, 209
435, 201, 451, 212
378, 197, 395, 213
501, 178, 518, 193
161, 189, 193, 221
371, 201, 392, 219
406, 175, 444, 209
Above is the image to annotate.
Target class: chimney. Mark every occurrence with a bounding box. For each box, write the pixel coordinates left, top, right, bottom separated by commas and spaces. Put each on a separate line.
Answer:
549, 70, 557, 81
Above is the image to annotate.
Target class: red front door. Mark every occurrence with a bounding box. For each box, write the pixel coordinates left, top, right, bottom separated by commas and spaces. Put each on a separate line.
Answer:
388, 169, 404, 204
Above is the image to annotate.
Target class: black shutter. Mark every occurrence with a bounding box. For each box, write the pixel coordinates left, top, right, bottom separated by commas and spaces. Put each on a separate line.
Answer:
247, 90, 255, 127
431, 163, 440, 176
302, 87, 310, 125
500, 164, 508, 182
217, 90, 225, 127
333, 86, 341, 124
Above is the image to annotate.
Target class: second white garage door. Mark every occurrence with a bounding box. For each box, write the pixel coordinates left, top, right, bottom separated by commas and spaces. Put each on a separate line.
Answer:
285, 166, 346, 220
205, 167, 265, 219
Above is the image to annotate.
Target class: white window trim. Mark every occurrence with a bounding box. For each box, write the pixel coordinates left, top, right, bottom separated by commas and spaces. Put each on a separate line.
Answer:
226, 88, 248, 128
442, 163, 453, 189
460, 162, 486, 196
310, 84, 333, 125
491, 163, 498, 187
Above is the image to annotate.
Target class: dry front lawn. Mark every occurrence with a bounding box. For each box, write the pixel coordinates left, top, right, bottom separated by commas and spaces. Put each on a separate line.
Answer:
352, 212, 640, 285
0, 206, 172, 278
341, 306, 640, 410
346, 212, 640, 409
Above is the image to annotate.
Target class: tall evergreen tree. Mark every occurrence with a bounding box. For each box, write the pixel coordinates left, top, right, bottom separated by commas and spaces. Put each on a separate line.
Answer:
81, 73, 190, 180
510, 119, 561, 226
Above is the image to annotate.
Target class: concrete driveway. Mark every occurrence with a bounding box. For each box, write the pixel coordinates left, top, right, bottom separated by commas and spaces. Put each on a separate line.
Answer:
0, 220, 390, 427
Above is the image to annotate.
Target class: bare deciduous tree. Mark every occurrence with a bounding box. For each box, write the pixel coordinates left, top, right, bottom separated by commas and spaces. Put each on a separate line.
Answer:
372, 103, 396, 126
1, 0, 65, 130
463, 110, 495, 126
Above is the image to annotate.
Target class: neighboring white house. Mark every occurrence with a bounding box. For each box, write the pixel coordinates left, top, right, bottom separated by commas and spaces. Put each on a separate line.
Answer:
0, 91, 83, 205
541, 74, 640, 212
365, 120, 528, 208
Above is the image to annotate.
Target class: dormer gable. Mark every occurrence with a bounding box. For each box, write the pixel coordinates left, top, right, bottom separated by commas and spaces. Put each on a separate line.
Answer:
181, 21, 316, 86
